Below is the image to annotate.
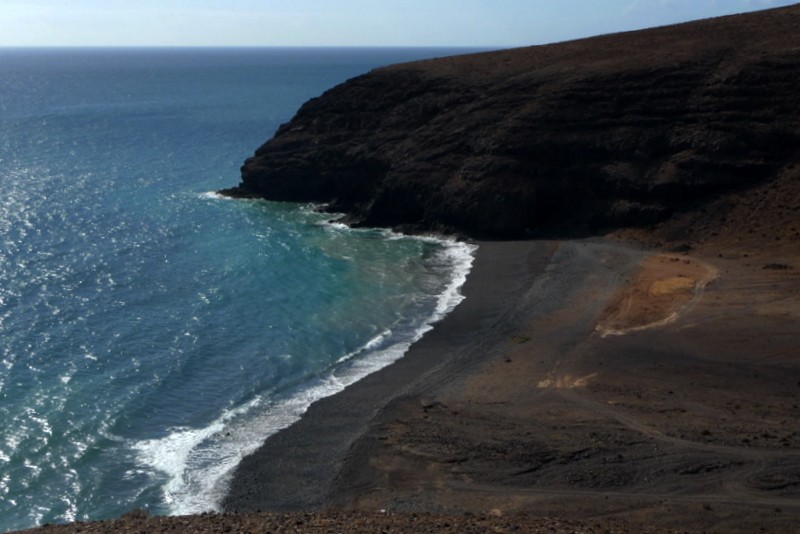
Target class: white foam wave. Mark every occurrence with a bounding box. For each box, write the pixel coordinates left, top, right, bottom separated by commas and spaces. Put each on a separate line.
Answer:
198, 191, 227, 200
428, 239, 477, 319
336, 329, 392, 364
324, 221, 350, 231
132, 396, 262, 514
134, 235, 476, 516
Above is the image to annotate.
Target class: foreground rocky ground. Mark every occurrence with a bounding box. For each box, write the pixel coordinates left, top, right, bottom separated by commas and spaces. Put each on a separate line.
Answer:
18, 510, 655, 533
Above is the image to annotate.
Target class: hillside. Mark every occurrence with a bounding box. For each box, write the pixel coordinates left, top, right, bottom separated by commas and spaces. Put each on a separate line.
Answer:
222, 4, 800, 239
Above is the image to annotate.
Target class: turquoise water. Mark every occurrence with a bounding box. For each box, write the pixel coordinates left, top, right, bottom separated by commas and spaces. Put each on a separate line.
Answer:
0, 48, 477, 531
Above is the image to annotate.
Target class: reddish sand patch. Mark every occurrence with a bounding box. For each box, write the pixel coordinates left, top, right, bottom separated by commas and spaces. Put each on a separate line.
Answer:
596, 254, 717, 336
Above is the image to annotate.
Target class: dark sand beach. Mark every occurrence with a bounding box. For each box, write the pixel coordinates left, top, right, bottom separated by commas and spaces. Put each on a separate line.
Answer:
222, 240, 568, 511
327, 238, 800, 532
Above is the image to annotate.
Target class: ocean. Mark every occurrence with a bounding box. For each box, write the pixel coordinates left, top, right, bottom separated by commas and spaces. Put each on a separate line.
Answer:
0, 47, 479, 531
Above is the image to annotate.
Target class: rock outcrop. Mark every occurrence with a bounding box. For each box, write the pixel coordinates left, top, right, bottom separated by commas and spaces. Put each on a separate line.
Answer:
221, 5, 800, 238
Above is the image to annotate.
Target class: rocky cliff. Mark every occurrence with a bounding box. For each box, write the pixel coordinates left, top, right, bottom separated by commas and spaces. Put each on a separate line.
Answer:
221, 5, 800, 238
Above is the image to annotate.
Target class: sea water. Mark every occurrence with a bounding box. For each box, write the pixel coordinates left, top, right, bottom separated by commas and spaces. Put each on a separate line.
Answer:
0, 47, 479, 531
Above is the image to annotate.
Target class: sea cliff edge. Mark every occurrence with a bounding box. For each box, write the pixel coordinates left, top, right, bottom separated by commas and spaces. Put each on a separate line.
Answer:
220, 4, 799, 239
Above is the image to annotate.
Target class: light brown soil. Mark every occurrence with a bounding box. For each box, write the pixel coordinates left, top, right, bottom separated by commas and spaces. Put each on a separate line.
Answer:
596, 254, 717, 336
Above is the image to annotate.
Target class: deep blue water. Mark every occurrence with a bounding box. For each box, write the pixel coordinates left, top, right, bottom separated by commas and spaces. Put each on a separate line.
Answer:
0, 48, 478, 531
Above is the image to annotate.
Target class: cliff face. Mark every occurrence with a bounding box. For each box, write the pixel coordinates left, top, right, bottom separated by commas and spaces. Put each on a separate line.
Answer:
223, 5, 800, 238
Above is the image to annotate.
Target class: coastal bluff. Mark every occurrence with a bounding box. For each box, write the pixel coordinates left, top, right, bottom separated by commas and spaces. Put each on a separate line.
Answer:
221, 4, 800, 238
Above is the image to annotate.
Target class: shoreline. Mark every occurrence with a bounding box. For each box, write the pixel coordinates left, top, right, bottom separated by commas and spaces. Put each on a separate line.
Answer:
221, 240, 560, 510
222, 238, 644, 512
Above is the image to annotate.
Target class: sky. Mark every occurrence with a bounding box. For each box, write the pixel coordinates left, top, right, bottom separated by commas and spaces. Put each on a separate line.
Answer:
0, 0, 796, 48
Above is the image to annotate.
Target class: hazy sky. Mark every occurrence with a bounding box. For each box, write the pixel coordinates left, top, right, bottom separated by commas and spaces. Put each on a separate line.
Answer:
0, 0, 795, 47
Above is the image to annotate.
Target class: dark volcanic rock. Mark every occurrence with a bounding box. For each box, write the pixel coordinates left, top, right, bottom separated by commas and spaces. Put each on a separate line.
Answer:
224, 5, 800, 238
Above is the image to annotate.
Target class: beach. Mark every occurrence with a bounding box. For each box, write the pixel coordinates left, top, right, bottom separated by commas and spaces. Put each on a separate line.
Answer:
321, 232, 800, 532
221, 240, 572, 511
